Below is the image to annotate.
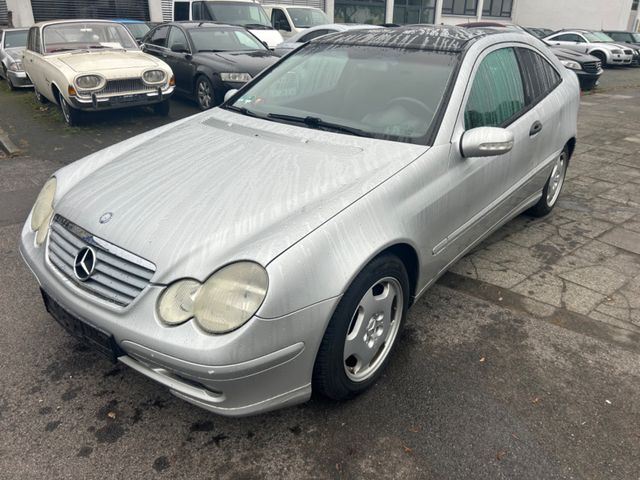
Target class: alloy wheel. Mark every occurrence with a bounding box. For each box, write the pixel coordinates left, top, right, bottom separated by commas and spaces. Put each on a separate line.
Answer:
546, 151, 567, 206
197, 79, 212, 109
343, 277, 403, 382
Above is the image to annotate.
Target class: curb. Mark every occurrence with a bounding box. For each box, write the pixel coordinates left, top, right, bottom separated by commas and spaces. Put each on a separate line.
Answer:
0, 127, 21, 157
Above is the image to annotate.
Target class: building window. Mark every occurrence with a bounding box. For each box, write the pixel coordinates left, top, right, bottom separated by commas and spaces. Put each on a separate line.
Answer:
334, 0, 386, 24
442, 0, 477, 16
394, 0, 436, 24
632, 0, 639, 10
482, 0, 513, 18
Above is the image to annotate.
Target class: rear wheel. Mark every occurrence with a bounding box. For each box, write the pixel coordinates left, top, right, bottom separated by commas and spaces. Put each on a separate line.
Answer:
195, 76, 215, 110
528, 146, 568, 217
34, 87, 48, 104
153, 99, 171, 116
313, 254, 409, 401
59, 95, 81, 126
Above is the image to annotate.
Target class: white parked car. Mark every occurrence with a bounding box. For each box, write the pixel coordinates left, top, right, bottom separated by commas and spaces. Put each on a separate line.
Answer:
263, 4, 331, 39
273, 23, 382, 57
544, 30, 634, 66
23, 20, 175, 126
172, 0, 284, 49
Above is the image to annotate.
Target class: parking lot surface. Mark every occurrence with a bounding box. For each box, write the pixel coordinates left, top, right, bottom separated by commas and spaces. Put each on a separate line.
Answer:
1, 71, 639, 479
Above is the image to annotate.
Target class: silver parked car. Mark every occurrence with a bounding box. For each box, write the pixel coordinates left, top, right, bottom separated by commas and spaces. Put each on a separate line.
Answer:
544, 30, 635, 66
20, 26, 579, 416
0, 27, 32, 89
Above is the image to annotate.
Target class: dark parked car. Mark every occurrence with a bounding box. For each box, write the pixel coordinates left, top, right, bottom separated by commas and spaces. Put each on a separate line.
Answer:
142, 21, 279, 109
459, 22, 603, 90
114, 19, 151, 43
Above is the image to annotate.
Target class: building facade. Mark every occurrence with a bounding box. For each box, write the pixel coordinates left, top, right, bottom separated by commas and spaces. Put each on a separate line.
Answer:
2, 0, 639, 33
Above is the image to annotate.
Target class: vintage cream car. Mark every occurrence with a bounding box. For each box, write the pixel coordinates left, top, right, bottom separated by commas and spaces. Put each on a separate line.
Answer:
23, 20, 175, 126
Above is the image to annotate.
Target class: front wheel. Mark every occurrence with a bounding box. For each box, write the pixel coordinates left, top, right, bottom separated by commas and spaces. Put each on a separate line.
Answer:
59, 95, 81, 126
195, 76, 216, 110
528, 147, 568, 217
153, 99, 171, 116
313, 254, 409, 401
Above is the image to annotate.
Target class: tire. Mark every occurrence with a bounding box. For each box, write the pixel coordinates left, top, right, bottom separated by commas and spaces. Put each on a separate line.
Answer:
528, 146, 569, 217
591, 51, 607, 67
153, 99, 171, 116
34, 87, 48, 104
313, 254, 410, 401
59, 95, 81, 126
195, 76, 216, 110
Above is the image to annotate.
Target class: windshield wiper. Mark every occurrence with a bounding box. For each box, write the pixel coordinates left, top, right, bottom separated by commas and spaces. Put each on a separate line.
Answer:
243, 23, 272, 30
266, 113, 371, 137
48, 47, 77, 53
225, 104, 268, 119
197, 49, 224, 52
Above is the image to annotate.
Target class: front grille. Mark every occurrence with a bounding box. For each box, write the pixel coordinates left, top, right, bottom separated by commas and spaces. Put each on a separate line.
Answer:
582, 60, 601, 74
624, 49, 633, 55
47, 215, 155, 307
99, 78, 155, 96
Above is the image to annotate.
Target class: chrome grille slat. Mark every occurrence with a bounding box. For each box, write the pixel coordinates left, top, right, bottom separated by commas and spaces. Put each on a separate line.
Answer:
95, 250, 154, 280
100, 78, 155, 96
582, 61, 601, 74
47, 214, 156, 307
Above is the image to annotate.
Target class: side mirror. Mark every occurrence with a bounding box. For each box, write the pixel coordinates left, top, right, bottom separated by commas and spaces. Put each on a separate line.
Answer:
460, 127, 514, 158
171, 43, 189, 53
224, 89, 239, 103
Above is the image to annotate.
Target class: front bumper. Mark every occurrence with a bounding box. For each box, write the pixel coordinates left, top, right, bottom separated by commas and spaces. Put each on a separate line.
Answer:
68, 85, 175, 111
20, 219, 339, 416
7, 70, 32, 87
575, 70, 602, 90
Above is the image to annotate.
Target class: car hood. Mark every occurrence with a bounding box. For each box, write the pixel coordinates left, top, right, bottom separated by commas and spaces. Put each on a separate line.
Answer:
550, 47, 599, 62
58, 50, 160, 72
248, 28, 284, 49
195, 50, 279, 76
56, 108, 428, 283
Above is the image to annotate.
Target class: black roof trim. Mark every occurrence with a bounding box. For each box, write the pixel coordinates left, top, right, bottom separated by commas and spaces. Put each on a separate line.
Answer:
311, 25, 491, 53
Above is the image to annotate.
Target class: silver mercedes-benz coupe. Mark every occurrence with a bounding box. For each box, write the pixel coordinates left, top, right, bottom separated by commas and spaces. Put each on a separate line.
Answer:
20, 26, 579, 416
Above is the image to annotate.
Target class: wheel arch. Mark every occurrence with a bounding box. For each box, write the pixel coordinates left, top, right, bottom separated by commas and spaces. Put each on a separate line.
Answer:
566, 137, 576, 161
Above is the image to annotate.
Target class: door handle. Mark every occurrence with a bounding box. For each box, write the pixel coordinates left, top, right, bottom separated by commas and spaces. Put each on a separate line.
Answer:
529, 121, 543, 137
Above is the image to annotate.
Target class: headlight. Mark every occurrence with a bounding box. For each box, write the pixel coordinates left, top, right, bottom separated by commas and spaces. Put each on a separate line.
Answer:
560, 59, 582, 71
143, 70, 166, 84
30, 177, 56, 246
75, 74, 104, 90
220, 72, 252, 83
612, 49, 622, 54
8, 61, 23, 72
157, 262, 268, 333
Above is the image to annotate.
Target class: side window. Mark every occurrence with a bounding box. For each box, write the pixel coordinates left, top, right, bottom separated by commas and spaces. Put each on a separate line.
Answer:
174, 1, 190, 20
554, 33, 581, 42
167, 27, 189, 51
192, 2, 202, 19
149, 25, 170, 47
464, 48, 525, 130
299, 29, 332, 43
272, 9, 289, 30
517, 48, 562, 103
27, 28, 35, 51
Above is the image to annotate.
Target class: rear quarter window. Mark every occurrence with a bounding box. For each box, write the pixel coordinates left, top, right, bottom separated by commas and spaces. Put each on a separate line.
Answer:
516, 48, 562, 104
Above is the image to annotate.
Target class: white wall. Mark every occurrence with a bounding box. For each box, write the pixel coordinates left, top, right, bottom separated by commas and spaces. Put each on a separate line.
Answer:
6, 0, 34, 27
512, 0, 634, 30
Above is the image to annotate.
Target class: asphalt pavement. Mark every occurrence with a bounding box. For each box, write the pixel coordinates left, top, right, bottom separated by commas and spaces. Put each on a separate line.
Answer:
0, 70, 639, 479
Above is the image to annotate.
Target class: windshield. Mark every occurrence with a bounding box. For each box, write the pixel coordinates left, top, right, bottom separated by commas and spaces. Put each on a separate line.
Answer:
287, 8, 331, 28
204, 2, 272, 28
43, 22, 138, 53
188, 27, 265, 51
4, 30, 28, 48
228, 43, 457, 144
124, 23, 150, 40
584, 32, 615, 43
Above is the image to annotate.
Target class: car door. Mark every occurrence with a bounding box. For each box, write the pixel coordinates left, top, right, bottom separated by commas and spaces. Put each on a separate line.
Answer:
23, 26, 46, 96
142, 25, 170, 60
164, 26, 194, 94
437, 46, 535, 266
548, 33, 588, 54
272, 8, 292, 38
